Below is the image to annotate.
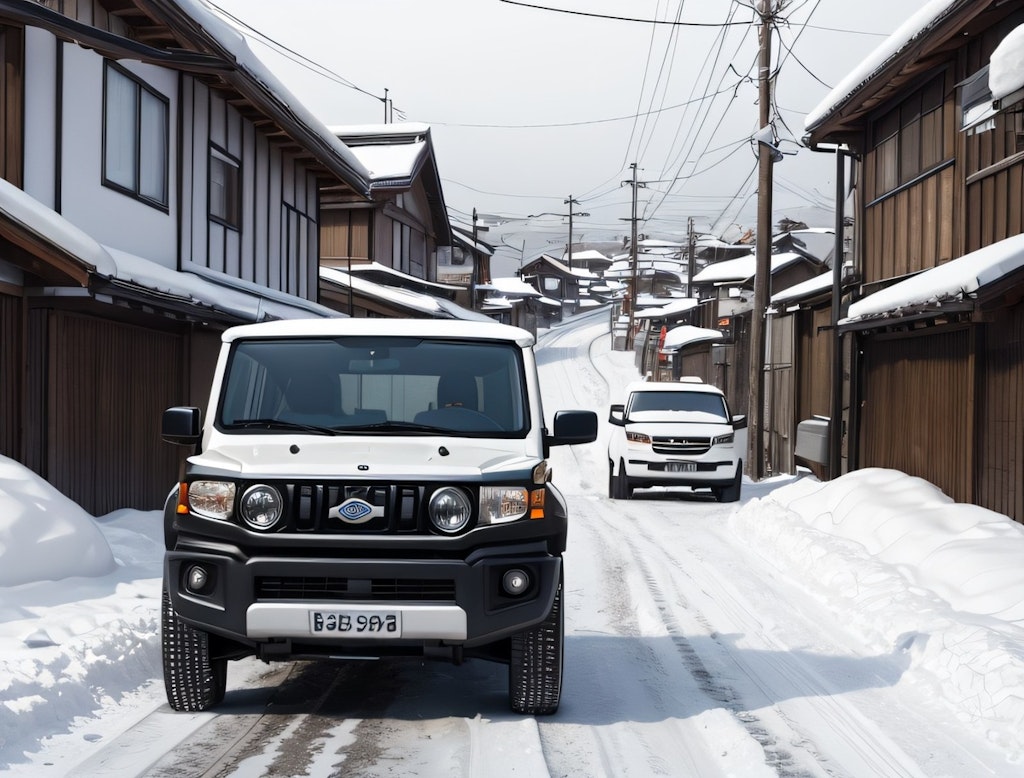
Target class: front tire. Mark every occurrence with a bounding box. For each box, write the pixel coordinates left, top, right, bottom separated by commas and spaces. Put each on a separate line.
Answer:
609, 460, 625, 499
509, 573, 564, 715
162, 582, 227, 711
716, 462, 742, 503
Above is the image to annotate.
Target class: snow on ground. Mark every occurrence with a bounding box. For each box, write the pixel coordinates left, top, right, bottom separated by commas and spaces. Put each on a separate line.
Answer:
3, 318, 1024, 771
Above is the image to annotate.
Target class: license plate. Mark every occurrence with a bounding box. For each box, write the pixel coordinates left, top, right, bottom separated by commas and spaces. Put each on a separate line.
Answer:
309, 610, 402, 636
665, 462, 697, 473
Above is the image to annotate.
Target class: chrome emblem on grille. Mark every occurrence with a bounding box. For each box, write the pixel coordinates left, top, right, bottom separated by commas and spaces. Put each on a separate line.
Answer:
329, 498, 383, 524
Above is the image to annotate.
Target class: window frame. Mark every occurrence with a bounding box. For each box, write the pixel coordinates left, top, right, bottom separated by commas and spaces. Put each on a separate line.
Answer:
871, 72, 947, 199
209, 144, 241, 229
101, 61, 169, 210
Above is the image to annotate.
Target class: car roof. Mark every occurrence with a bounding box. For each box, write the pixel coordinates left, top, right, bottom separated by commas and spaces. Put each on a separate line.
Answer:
624, 380, 724, 396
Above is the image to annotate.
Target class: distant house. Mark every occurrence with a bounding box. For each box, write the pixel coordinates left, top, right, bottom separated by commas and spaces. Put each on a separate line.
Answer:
0, 0, 373, 514
689, 250, 827, 413
803, 0, 1024, 520
319, 123, 457, 312
518, 253, 600, 317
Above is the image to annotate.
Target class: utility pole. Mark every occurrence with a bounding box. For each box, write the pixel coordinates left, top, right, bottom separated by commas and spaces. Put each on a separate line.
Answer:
621, 163, 648, 350
747, 0, 775, 482
686, 217, 696, 297
564, 196, 581, 269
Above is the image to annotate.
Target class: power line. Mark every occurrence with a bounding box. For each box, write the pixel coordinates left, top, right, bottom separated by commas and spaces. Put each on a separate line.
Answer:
498, 0, 751, 26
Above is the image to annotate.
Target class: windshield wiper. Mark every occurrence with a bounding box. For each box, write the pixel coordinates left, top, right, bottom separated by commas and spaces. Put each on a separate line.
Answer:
339, 421, 450, 434
229, 418, 341, 435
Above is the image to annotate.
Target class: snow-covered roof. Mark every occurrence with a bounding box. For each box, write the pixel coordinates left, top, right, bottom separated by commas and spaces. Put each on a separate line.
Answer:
635, 297, 700, 319
346, 261, 463, 292
177, 0, 371, 191
561, 249, 610, 263
990, 23, 1024, 101
692, 251, 806, 284
490, 276, 542, 297
0, 176, 333, 321
526, 254, 598, 279
663, 325, 724, 351
840, 233, 1024, 327
805, 0, 959, 132
319, 266, 491, 322
771, 271, 833, 306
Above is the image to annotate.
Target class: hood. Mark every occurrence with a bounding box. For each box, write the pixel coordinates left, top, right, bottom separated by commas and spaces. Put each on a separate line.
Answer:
190, 434, 538, 479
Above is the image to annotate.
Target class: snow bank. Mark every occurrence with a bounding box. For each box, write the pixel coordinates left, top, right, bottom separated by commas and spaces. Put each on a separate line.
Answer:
0, 457, 115, 586
732, 468, 1024, 757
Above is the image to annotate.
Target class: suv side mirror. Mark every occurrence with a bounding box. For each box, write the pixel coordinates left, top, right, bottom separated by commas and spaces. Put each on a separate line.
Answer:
548, 410, 598, 447
608, 403, 625, 426
732, 414, 747, 430
162, 406, 202, 446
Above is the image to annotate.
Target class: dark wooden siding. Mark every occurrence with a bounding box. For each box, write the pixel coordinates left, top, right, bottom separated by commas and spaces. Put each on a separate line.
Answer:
976, 306, 1024, 522
964, 157, 1024, 252
858, 326, 974, 504
44, 311, 185, 514
0, 289, 20, 458
0, 24, 23, 187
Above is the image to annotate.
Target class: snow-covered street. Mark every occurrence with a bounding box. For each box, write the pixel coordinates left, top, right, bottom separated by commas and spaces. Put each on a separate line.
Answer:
3, 308, 1024, 776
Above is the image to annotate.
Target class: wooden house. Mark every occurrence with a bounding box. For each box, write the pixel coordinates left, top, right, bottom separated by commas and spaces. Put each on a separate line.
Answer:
0, 0, 373, 514
319, 123, 458, 313
518, 253, 599, 318
804, 0, 1024, 521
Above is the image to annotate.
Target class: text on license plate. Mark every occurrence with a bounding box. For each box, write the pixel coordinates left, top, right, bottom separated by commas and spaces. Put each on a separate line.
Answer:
310, 610, 402, 636
665, 462, 697, 472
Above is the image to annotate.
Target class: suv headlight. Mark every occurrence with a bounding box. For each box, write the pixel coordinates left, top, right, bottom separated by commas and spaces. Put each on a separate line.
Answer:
188, 480, 236, 520
712, 433, 734, 446
239, 484, 284, 530
626, 431, 651, 444
428, 487, 473, 533
479, 486, 528, 524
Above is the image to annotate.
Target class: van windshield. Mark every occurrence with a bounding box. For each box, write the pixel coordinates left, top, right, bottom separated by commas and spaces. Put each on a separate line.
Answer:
627, 391, 728, 422
218, 337, 529, 436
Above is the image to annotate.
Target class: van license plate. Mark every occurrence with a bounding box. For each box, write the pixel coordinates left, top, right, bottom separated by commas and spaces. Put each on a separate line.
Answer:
309, 610, 401, 636
665, 462, 697, 473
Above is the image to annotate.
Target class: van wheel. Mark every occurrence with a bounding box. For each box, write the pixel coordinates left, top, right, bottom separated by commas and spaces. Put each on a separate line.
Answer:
609, 460, 626, 499
509, 573, 563, 715
716, 462, 742, 503
162, 582, 227, 711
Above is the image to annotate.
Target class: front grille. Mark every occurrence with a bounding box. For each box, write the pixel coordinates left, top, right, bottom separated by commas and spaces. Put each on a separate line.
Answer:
256, 576, 457, 601
652, 436, 711, 456
249, 481, 444, 535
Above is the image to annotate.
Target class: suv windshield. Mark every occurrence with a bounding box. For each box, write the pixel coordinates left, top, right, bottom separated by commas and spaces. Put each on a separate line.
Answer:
627, 390, 728, 422
218, 337, 528, 436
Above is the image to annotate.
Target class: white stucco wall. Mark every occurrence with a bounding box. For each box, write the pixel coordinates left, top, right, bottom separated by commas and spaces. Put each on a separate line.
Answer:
50, 44, 178, 268
22, 27, 57, 210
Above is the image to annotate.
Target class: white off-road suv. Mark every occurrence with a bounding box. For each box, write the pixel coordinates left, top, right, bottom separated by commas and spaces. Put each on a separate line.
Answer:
160, 318, 597, 715
607, 378, 745, 501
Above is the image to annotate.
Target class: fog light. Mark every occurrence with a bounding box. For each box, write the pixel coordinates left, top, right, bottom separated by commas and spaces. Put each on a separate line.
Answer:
502, 568, 530, 596
186, 565, 208, 593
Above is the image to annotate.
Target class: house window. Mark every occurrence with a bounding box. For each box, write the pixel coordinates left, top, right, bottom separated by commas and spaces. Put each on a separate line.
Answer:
872, 74, 945, 198
209, 146, 240, 228
103, 62, 168, 208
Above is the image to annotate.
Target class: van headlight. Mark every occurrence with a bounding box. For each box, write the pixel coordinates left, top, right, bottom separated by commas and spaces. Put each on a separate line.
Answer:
188, 481, 236, 520
428, 487, 473, 533
239, 484, 284, 530
712, 433, 734, 446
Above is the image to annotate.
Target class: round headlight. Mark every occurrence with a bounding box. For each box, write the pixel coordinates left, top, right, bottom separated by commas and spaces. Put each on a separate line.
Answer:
239, 484, 284, 530
428, 487, 472, 533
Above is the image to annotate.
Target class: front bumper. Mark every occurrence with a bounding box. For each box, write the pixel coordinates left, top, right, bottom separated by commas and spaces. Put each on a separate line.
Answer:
165, 540, 560, 652
623, 457, 737, 487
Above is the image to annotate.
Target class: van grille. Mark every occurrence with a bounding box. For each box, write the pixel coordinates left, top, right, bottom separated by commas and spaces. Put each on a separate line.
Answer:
651, 436, 710, 456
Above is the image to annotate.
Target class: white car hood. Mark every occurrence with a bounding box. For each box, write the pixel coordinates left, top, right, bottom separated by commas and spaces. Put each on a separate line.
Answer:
190, 434, 538, 478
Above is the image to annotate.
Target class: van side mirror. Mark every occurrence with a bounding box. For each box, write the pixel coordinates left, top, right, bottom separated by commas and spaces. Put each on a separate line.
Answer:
608, 403, 625, 426
547, 410, 598, 447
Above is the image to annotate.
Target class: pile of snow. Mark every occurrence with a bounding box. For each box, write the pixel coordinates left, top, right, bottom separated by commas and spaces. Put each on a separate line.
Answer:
732, 467, 1024, 755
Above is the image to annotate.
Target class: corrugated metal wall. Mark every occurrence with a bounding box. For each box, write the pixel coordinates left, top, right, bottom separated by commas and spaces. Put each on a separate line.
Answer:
858, 326, 974, 504
44, 311, 185, 514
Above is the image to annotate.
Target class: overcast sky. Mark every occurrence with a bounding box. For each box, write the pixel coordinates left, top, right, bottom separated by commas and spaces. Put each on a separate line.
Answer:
209, 0, 927, 270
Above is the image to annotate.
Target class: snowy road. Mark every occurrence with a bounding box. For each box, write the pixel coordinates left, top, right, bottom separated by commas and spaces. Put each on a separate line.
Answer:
52, 309, 1010, 777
